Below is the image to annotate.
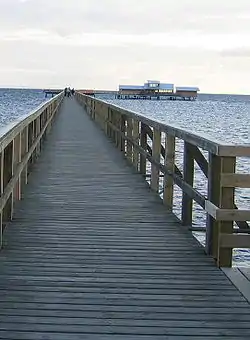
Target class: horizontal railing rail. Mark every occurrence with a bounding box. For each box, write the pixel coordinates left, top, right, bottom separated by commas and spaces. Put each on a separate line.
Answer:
0, 92, 64, 247
76, 92, 250, 267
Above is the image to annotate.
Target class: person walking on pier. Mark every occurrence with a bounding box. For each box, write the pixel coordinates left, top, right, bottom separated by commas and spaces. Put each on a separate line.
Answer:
65, 87, 71, 97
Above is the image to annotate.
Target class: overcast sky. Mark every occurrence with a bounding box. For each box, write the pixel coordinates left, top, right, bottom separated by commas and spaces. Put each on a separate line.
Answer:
1, 0, 250, 93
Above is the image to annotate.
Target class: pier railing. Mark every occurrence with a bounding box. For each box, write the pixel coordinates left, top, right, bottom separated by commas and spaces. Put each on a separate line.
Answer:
0, 92, 63, 247
76, 92, 250, 267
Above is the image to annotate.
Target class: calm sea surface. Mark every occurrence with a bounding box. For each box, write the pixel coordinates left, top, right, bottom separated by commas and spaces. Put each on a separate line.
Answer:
0, 88, 46, 128
1, 89, 250, 266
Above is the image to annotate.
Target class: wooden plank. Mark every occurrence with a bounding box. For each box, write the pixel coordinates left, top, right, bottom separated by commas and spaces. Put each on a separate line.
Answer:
132, 119, 139, 170
221, 173, 250, 188
220, 234, 250, 248
189, 144, 208, 177
181, 141, 194, 226
139, 123, 147, 175
126, 117, 133, 163
222, 267, 250, 304
163, 134, 175, 210
150, 128, 161, 192
216, 209, 250, 221
1, 97, 250, 339
218, 145, 250, 157
0, 152, 3, 248
239, 267, 250, 281
205, 153, 221, 259
218, 157, 236, 267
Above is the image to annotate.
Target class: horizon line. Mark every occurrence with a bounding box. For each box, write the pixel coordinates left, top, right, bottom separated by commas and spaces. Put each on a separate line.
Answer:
0, 86, 249, 96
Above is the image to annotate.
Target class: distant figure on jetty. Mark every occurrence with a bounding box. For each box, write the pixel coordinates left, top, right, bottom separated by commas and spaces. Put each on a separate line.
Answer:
64, 87, 72, 97
71, 88, 75, 96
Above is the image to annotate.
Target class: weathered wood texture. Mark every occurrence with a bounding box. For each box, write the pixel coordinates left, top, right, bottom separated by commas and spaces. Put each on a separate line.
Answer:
0, 99, 250, 339
0, 93, 63, 248
76, 93, 250, 267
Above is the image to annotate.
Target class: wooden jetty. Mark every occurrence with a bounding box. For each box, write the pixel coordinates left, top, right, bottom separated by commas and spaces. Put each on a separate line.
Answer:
43, 89, 62, 98
0, 91, 250, 338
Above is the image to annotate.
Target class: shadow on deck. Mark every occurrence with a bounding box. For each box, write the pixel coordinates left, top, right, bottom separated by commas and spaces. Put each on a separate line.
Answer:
0, 98, 250, 339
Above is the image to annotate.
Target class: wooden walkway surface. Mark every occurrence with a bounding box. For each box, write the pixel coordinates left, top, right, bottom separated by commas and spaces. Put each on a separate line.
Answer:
0, 98, 250, 339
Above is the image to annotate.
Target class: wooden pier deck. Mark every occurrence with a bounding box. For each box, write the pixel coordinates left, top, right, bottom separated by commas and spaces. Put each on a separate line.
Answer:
0, 98, 250, 339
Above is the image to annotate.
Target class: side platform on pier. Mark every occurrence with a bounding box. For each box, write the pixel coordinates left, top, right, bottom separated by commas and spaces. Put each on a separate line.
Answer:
0, 98, 250, 339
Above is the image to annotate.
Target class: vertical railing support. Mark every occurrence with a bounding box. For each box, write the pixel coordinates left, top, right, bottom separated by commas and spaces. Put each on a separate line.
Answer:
3, 142, 13, 225
181, 141, 194, 225
126, 118, 133, 164
21, 126, 29, 186
0, 152, 4, 248
163, 134, 175, 210
132, 119, 140, 170
120, 115, 126, 154
206, 153, 221, 259
151, 128, 161, 192
139, 123, 147, 175
218, 156, 236, 267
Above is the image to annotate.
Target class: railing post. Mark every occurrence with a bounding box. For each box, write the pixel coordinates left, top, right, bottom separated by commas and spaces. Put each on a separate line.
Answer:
151, 128, 161, 192
104, 106, 109, 136
100, 103, 106, 131
28, 121, 34, 168
46, 107, 52, 135
206, 153, 221, 259
13, 133, 22, 203
0, 152, 4, 248
132, 119, 140, 171
36, 117, 41, 157
110, 110, 115, 143
120, 115, 126, 154
163, 134, 175, 210
3, 142, 13, 225
21, 126, 29, 186
115, 111, 122, 150
92, 100, 96, 120
181, 141, 194, 225
139, 123, 147, 175
107, 108, 111, 138
126, 117, 133, 163
218, 156, 236, 267
113, 111, 119, 147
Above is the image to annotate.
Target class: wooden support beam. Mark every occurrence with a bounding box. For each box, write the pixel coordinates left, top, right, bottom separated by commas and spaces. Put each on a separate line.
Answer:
182, 142, 194, 226
139, 123, 147, 175
206, 153, 221, 260
132, 119, 140, 170
163, 134, 175, 210
126, 118, 133, 164
217, 157, 236, 267
151, 128, 161, 192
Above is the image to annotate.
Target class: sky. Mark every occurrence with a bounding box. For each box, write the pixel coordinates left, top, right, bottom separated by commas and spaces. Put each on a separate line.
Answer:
0, 0, 250, 93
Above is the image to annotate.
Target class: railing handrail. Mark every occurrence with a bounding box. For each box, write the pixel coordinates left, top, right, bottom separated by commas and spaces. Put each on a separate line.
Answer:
84, 94, 250, 157
0, 92, 63, 152
0, 92, 63, 248
76, 92, 250, 267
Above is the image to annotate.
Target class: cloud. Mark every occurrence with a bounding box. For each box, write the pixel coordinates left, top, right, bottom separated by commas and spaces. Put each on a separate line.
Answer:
0, 29, 249, 52
221, 48, 250, 58
0, 0, 250, 92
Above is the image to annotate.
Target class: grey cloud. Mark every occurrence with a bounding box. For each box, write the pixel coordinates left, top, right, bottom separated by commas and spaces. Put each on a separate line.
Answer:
1, 0, 250, 35
221, 48, 250, 58
1, 0, 250, 92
